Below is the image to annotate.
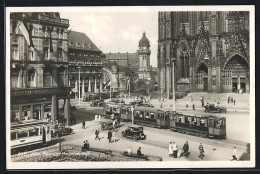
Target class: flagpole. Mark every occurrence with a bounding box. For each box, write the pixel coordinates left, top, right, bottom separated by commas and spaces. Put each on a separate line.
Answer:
110, 83, 112, 101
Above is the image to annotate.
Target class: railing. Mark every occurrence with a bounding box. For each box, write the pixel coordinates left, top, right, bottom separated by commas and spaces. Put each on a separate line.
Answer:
69, 62, 103, 66
41, 15, 69, 25
11, 87, 71, 97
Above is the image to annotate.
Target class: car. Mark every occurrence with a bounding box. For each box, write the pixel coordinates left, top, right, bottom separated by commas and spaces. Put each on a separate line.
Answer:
90, 100, 105, 107
100, 121, 119, 130
121, 126, 146, 140
111, 98, 120, 103
204, 104, 227, 113
51, 123, 73, 137
129, 100, 144, 106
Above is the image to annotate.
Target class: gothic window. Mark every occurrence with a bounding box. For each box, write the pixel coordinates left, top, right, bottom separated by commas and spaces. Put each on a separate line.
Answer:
58, 48, 62, 58
44, 47, 49, 58
11, 45, 19, 60
43, 67, 52, 87
11, 68, 19, 88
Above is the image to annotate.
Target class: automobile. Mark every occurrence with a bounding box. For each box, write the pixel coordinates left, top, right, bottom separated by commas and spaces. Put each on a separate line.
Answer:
100, 120, 119, 130
90, 99, 105, 107
204, 104, 227, 113
111, 98, 120, 103
51, 123, 73, 137
121, 126, 146, 140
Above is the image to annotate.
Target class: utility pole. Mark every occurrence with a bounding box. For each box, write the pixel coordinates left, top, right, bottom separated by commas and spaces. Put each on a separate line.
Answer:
77, 67, 81, 105
172, 61, 176, 112
128, 76, 131, 97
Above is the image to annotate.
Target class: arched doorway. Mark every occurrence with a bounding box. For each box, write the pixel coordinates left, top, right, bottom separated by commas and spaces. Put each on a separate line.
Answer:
196, 63, 208, 92
223, 54, 249, 93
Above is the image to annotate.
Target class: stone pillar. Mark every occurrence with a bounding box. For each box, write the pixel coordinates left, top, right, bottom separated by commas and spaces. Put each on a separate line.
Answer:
208, 66, 212, 93
19, 105, 23, 121
238, 76, 240, 90
94, 78, 97, 93
68, 78, 71, 86
41, 103, 45, 120
172, 61, 176, 112
52, 67, 57, 87
30, 105, 34, 119
100, 78, 103, 92
166, 65, 170, 107
75, 79, 78, 94
88, 78, 91, 92
64, 93, 71, 126
82, 78, 85, 96
51, 94, 57, 122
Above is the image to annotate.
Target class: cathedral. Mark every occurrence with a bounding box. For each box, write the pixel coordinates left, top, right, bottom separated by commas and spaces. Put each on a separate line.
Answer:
158, 11, 250, 93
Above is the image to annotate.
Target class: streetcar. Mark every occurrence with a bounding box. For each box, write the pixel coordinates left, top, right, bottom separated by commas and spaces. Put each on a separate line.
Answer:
133, 106, 170, 128
103, 103, 123, 120
10, 120, 52, 153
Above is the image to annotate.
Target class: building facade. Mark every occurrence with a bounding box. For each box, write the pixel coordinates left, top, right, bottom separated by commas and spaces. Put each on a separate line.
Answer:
103, 32, 158, 91
67, 31, 103, 98
158, 11, 250, 93
10, 12, 71, 124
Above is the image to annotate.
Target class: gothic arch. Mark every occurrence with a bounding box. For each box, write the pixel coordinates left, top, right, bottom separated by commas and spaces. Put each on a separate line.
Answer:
223, 53, 249, 70
177, 41, 190, 79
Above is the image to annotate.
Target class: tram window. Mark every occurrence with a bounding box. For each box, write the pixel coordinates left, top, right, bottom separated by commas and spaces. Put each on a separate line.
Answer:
200, 119, 206, 127
136, 111, 140, 117
121, 109, 125, 114
157, 114, 161, 119
185, 117, 189, 124
29, 129, 37, 136
150, 113, 155, 119
140, 111, 144, 117
209, 120, 214, 127
17, 131, 27, 139
35, 128, 39, 135
145, 112, 150, 118
47, 126, 50, 133
178, 117, 182, 122
191, 118, 197, 125
11, 132, 17, 140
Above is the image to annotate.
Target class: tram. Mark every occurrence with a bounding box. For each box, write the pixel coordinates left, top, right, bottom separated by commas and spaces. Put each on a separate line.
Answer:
10, 120, 52, 152
102, 104, 226, 139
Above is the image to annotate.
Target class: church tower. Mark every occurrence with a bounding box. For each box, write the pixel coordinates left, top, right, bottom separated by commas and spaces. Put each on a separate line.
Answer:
137, 32, 151, 77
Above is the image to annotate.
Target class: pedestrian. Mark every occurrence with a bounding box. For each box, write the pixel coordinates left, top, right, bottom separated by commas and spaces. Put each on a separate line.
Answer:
95, 114, 98, 122
107, 129, 112, 143
202, 100, 204, 107
186, 102, 189, 108
137, 147, 143, 156
162, 97, 164, 102
112, 130, 117, 142
82, 120, 85, 129
234, 99, 236, 105
111, 113, 114, 120
95, 129, 100, 140
169, 142, 173, 157
228, 96, 230, 104
127, 146, 132, 154
160, 102, 163, 108
198, 143, 205, 159
172, 142, 178, 158
191, 97, 193, 102
181, 141, 189, 157
193, 103, 195, 110
231, 146, 238, 161
217, 98, 220, 104
98, 115, 101, 122
113, 119, 116, 128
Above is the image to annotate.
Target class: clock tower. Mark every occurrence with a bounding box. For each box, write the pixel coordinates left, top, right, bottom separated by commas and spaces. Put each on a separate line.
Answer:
138, 32, 151, 77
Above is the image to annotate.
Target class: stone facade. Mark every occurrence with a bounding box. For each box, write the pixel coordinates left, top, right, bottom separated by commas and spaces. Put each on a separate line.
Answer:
67, 31, 103, 98
158, 11, 250, 93
10, 12, 71, 124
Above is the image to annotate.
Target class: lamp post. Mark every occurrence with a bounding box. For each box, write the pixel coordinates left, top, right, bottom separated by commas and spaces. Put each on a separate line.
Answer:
131, 105, 134, 125
77, 67, 81, 105
128, 76, 131, 97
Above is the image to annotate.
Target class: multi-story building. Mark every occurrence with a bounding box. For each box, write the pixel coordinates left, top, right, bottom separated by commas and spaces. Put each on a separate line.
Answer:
10, 12, 71, 124
67, 31, 103, 98
158, 11, 250, 93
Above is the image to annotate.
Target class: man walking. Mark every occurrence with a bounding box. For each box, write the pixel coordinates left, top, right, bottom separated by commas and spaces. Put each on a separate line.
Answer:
193, 103, 195, 110
198, 143, 205, 159
108, 129, 112, 143
172, 142, 178, 158
182, 141, 189, 157
95, 129, 100, 140
169, 142, 173, 157
82, 120, 85, 129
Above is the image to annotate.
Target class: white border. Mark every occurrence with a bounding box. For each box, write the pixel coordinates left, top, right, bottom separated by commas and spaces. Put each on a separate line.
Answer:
6, 5, 255, 169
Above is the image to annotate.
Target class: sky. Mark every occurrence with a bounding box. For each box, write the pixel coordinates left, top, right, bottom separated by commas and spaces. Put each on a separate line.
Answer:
60, 12, 158, 67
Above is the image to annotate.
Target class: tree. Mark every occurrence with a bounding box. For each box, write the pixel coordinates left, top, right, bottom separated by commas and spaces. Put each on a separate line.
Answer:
134, 79, 154, 96
122, 67, 138, 93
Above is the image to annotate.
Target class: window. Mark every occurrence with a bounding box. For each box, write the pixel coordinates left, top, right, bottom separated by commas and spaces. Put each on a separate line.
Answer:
28, 69, 36, 87
58, 48, 62, 58
150, 113, 155, 119
28, 47, 34, 60
11, 45, 19, 60
44, 47, 49, 58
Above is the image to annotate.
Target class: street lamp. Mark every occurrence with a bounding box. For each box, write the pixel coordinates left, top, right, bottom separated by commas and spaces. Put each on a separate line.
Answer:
131, 105, 134, 125
77, 67, 81, 105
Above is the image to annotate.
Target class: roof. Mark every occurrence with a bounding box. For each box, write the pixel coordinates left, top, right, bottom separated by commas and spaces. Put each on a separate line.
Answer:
134, 106, 158, 112
138, 32, 150, 47
68, 31, 101, 52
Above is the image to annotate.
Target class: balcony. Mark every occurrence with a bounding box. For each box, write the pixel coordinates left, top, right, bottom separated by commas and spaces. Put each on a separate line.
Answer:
41, 14, 69, 26
69, 61, 103, 67
11, 87, 71, 97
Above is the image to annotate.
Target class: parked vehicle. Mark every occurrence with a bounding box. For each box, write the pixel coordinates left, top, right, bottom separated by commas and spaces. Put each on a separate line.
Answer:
121, 126, 146, 140
100, 121, 119, 130
204, 104, 227, 113
51, 123, 73, 137
90, 99, 105, 107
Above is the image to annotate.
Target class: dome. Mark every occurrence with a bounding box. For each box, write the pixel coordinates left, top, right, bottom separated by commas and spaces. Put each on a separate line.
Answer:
138, 32, 150, 47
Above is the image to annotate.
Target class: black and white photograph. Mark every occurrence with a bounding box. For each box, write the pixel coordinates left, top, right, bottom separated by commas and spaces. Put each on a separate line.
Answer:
6, 6, 255, 169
